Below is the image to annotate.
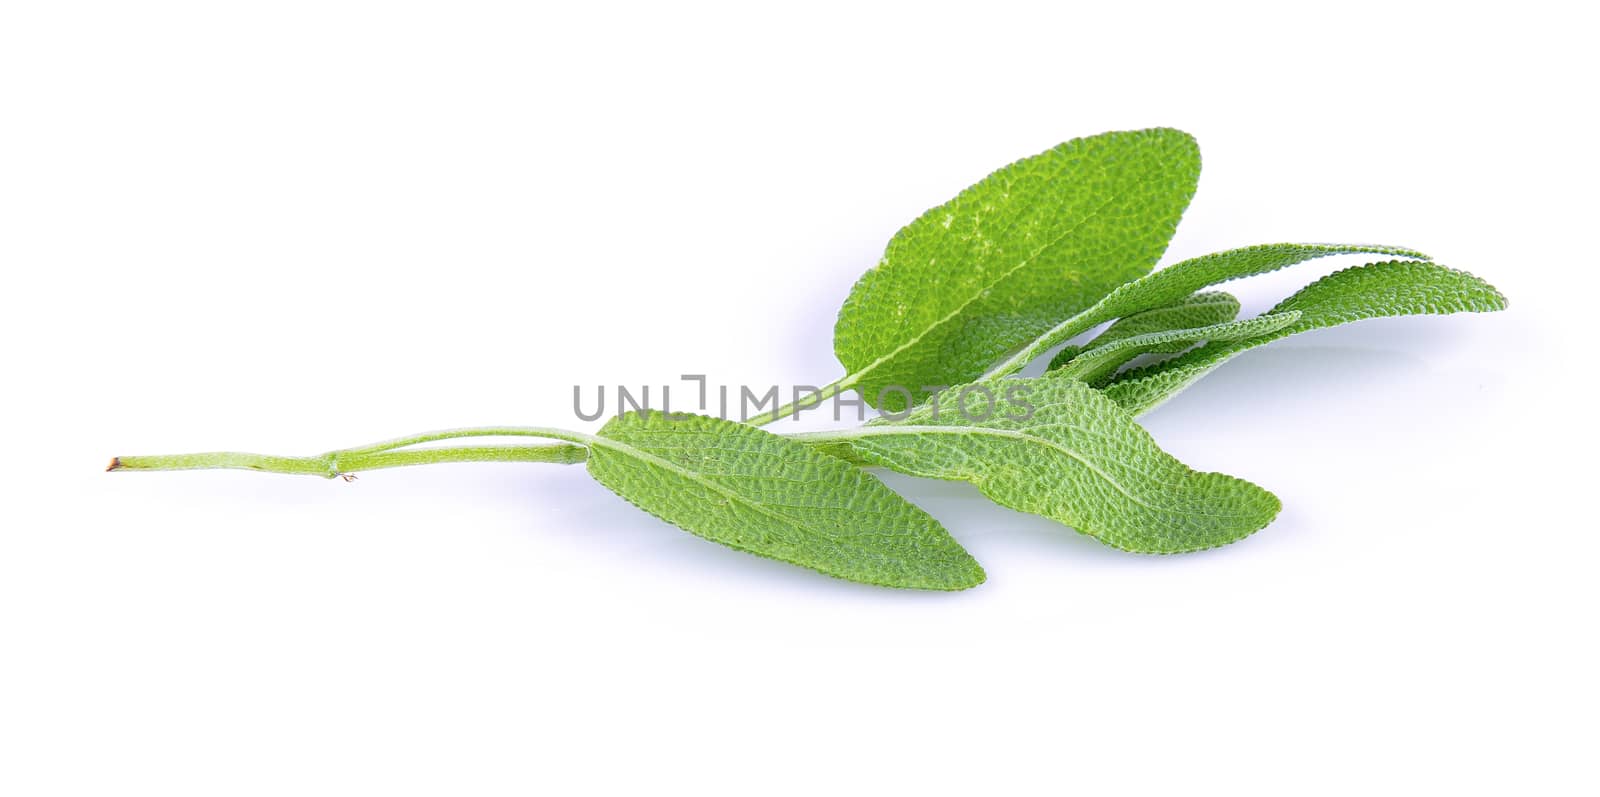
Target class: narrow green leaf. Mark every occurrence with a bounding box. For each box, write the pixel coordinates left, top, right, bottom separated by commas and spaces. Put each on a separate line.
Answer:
833, 128, 1202, 411
1046, 291, 1240, 371
1083, 290, 1241, 351
800, 379, 1281, 554
586, 411, 985, 590
1103, 260, 1509, 414
1088, 243, 1431, 322
1099, 360, 1229, 417
991, 242, 1431, 377
1052, 311, 1302, 385
1045, 344, 1082, 372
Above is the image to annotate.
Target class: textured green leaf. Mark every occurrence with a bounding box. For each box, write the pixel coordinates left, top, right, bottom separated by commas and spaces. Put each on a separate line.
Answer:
1046, 291, 1240, 371
800, 379, 1281, 554
833, 128, 1201, 411
586, 411, 984, 590
1082, 290, 1241, 352
1099, 360, 1228, 417
1086, 243, 1431, 324
1045, 344, 1083, 372
1052, 311, 1301, 385
1103, 261, 1508, 415
992, 243, 1431, 377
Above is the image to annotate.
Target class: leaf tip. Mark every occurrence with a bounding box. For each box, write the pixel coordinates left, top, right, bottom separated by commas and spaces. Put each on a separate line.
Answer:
935, 564, 987, 592
958, 559, 988, 590
1487, 285, 1510, 311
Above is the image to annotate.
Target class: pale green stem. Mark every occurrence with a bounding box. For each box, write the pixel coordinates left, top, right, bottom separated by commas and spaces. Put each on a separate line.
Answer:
742, 376, 855, 426
106, 421, 909, 480
748, 302, 1104, 418
985, 308, 1104, 379
109, 427, 595, 479
334, 427, 597, 456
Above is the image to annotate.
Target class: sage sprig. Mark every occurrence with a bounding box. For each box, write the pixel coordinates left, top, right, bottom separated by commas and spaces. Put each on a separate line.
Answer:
110, 128, 1506, 590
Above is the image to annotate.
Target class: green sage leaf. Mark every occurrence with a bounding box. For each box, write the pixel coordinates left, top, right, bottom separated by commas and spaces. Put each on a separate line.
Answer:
1103, 260, 1508, 414
1052, 311, 1302, 385
995, 243, 1432, 377
1085, 242, 1432, 324
801, 379, 1281, 554
586, 411, 984, 590
1046, 290, 1241, 372
833, 128, 1201, 411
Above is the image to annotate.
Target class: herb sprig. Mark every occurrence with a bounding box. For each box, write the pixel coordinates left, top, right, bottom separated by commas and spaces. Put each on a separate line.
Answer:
110, 129, 1507, 590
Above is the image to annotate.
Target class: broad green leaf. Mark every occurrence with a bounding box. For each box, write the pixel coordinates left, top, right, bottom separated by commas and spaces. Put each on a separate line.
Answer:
586, 411, 984, 590
1103, 260, 1508, 415
1046, 291, 1240, 371
991, 242, 1431, 377
800, 379, 1281, 554
1052, 311, 1301, 385
833, 128, 1201, 411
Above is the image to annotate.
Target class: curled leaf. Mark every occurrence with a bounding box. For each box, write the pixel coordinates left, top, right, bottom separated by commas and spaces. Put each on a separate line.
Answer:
1104, 260, 1508, 414
992, 243, 1431, 377
1047, 291, 1241, 371
1052, 311, 1301, 385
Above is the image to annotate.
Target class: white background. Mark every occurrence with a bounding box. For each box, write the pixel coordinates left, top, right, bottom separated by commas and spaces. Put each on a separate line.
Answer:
3, 1, 1595, 794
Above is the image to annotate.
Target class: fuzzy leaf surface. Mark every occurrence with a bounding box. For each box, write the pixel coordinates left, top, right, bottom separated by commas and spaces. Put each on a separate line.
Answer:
996, 243, 1430, 376
1053, 311, 1301, 385
587, 411, 984, 590
1103, 261, 1508, 414
1047, 291, 1240, 371
833, 128, 1201, 411
801, 379, 1281, 553
1086, 243, 1431, 323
